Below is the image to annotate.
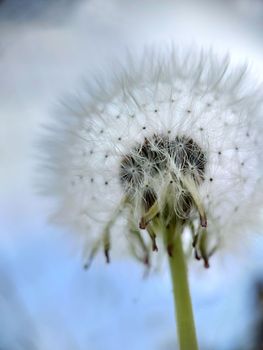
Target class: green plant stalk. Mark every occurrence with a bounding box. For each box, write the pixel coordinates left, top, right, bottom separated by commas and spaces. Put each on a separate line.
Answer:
166, 222, 199, 350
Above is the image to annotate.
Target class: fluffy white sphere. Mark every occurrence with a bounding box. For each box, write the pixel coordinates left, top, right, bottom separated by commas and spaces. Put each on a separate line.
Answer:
39, 49, 263, 267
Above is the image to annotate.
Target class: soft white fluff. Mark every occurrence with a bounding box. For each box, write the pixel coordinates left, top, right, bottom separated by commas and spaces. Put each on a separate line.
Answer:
39, 48, 263, 263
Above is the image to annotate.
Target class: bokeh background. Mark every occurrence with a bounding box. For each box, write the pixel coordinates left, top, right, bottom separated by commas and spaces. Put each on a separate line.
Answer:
1, 0, 263, 349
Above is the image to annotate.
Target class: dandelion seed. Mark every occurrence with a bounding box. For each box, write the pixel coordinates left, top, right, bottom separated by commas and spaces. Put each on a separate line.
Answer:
38, 49, 263, 350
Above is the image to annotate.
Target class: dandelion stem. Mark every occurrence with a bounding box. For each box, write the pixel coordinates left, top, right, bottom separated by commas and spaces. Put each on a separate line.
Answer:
164, 220, 199, 350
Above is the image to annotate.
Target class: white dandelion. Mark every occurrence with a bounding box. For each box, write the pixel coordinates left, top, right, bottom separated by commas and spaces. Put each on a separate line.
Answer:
39, 48, 263, 350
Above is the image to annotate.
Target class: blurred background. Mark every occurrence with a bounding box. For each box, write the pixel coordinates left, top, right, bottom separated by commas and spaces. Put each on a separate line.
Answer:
1, 0, 263, 349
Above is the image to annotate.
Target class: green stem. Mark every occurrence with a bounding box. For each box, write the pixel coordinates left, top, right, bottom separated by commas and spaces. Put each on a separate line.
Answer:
166, 222, 199, 350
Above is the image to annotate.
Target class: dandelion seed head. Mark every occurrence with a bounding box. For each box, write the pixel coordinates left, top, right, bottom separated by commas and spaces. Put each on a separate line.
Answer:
39, 49, 263, 267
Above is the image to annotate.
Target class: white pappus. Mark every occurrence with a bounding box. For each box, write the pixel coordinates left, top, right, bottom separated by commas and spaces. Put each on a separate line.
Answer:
39, 48, 263, 269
